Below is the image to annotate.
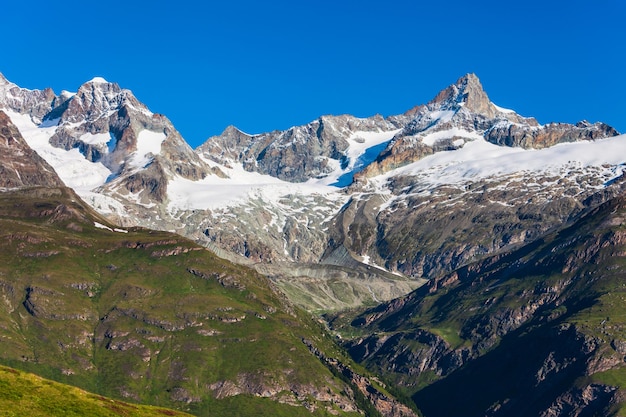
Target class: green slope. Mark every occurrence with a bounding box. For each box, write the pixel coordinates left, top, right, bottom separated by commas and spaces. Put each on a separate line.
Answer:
0, 186, 371, 416
335, 192, 626, 416
0, 364, 191, 417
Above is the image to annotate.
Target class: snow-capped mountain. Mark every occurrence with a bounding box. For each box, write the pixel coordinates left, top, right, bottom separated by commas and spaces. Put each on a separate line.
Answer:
1, 72, 624, 311
356, 73, 617, 178
198, 114, 403, 183
0, 74, 222, 226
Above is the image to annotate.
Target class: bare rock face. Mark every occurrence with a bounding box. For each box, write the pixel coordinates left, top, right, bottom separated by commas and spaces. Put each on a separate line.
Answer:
0, 111, 65, 188
0, 73, 57, 123
486, 119, 619, 148
431, 72, 498, 118
339, 193, 626, 417
200, 114, 400, 182
328, 166, 626, 281
60, 78, 129, 124
539, 384, 619, 417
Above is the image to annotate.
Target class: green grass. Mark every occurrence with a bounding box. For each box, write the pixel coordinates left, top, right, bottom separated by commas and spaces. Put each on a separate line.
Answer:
0, 365, 192, 417
0, 187, 387, 416
332, 194, 626, 416
585, 368, 626, 417
427, 326, 466, 350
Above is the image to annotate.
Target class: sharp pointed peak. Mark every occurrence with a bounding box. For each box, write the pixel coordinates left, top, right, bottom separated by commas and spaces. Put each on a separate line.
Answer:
429, 73, 496, 117
455, 72, 482, 86
222, 125, 256, 137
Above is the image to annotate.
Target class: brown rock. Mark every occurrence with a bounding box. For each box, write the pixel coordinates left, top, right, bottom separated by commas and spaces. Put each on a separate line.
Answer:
0, 111, 65, 188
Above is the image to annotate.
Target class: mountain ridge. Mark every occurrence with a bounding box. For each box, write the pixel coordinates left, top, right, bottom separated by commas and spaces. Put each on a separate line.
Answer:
0, 71, 623, 313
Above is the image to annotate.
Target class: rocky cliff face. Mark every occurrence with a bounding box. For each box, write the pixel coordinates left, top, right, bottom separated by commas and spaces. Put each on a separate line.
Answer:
0, 111, 65, 188
329, 165, 626, 281
0, 73, 57, 123
199, 114, 402, 182
336, 192, 626, 416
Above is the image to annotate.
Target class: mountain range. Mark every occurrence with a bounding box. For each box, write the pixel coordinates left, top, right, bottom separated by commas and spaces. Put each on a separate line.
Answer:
2, 72, 623, 312
1, 71, 626, 416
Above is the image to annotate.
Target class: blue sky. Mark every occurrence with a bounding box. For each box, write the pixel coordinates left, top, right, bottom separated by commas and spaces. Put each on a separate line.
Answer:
2, 1, 624, 147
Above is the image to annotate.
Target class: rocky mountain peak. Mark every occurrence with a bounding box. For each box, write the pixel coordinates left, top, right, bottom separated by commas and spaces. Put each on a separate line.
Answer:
62, 78, 125, 123
0, 74, 57, 124
429, 73, 496, 117
222, 124, 254, 138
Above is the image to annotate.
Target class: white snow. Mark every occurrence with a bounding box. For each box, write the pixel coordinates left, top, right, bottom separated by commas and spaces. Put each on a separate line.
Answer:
60, 90, 76, 99
493, 103, 515, 114
88, 77, 109, 84
81, 191, 128, 214
167, 163, 345, 212
420, 127, 483, 146
428, 109, 456, 123
94, 221, 112, 231
453, 138, 465, 147
317, 129, 401, 187
79, 132, 112, 145
128, 130, 166, 169
5, 111, 113, 192
94, 221, 128, 233
374, 135, 626, 190
345, 129, 401, 167
361, 254, 393, 274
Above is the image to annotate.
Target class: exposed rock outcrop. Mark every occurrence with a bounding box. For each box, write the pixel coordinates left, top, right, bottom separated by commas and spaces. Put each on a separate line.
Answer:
0, 73, 56, 123
0, 111, 65, 188
199, 114, 401, 182
339, 192, 626, 416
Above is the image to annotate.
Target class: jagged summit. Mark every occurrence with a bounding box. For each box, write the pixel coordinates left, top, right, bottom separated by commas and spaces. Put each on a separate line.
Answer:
221, 124, 255, 137
428, 73, 496, 117
61, 77, 128, 123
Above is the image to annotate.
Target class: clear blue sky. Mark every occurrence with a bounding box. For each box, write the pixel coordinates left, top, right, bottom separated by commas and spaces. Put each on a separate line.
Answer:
2, 1, 624, 148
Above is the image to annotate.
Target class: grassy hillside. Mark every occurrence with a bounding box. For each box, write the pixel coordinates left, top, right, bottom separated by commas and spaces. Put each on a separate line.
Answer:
0, 364, 192, 417
332, 192, 626, 416
0, 187, 372, 416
